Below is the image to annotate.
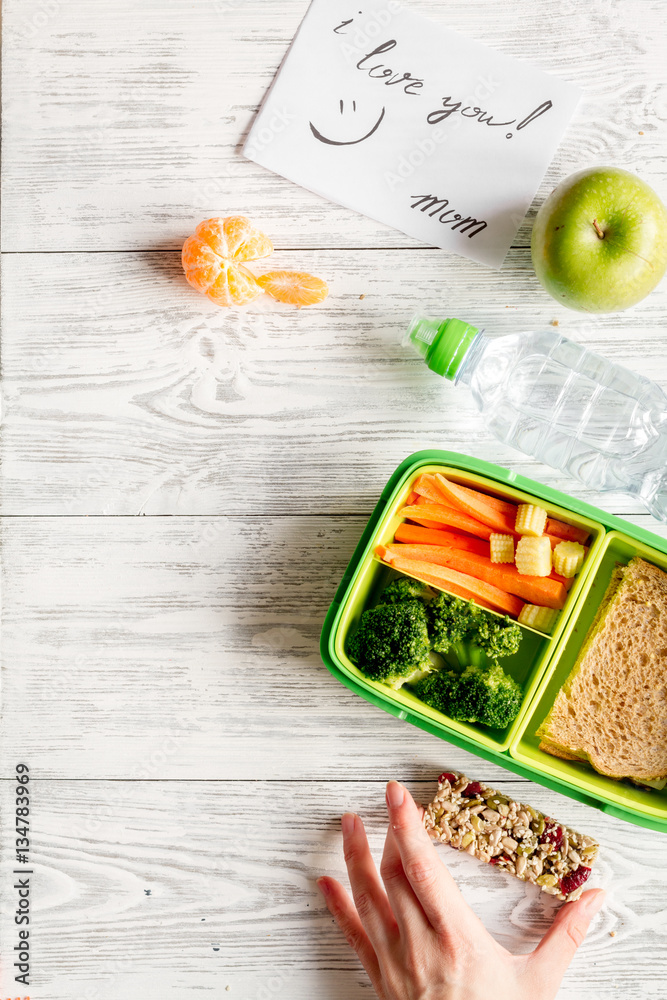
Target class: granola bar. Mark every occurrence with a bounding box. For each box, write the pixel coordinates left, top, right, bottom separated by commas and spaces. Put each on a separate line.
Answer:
424, 771, 599, 901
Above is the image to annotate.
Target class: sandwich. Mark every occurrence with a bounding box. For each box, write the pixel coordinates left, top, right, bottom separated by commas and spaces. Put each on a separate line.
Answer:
538, 556, 667, 784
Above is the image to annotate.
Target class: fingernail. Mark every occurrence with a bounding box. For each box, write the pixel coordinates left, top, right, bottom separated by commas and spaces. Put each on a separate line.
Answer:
386, 781, 405, 808
341, 812, 356, 838
581, 889, 605, 916
316, 877, 330, 897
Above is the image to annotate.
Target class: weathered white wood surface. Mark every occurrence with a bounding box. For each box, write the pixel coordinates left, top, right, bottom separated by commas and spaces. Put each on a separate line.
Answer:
1, 779, 666, 1000
1, 778, 667, 1000
3, 249, 667, 519
2, 514, 667, 782
2, 0, 666, 252
1, 0, 667, 997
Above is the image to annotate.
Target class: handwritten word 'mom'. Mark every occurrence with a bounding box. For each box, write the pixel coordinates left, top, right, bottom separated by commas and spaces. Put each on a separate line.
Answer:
410, 194, 487, 238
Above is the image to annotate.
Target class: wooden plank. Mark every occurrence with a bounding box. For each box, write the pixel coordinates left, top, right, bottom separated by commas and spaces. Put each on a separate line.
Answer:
2, 250, 667, 517
2, 0, 665, 251
0, 777, 664, 999
0, 512, 510, 779
2, 512, 666, 779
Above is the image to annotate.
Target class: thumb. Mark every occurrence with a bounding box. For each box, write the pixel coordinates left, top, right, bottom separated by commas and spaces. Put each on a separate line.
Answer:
528, 889, 605, 992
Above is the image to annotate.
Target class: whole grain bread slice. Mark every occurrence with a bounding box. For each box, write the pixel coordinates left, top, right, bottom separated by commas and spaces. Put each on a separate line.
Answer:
537, 556, 667, 781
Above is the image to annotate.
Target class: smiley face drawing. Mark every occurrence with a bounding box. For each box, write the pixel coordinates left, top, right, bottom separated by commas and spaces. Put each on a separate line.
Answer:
309, 99, 386, 146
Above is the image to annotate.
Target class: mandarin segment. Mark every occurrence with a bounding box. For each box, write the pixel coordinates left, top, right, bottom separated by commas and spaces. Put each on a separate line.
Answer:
257, 270, 329, 306
222, 215, 273, 261
181, 235, 223, 293
207, 261, 262, 307
194, 216, 273, 261
192, 218, 229, 257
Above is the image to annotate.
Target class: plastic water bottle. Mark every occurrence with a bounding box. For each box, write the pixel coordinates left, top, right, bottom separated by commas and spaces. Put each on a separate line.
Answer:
406, 315, 667, 521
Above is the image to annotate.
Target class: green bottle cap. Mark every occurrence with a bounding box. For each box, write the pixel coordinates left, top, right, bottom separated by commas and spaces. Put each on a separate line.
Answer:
406, 316, 480, 381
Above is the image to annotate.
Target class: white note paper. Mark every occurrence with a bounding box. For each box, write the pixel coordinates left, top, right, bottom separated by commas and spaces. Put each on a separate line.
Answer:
244, 0, 581, 268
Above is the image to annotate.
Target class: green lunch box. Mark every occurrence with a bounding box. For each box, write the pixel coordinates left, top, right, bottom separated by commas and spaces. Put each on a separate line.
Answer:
320, 449, 667, 833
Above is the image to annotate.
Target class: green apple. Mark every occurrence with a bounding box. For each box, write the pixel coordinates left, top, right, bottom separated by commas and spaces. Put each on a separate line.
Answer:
531, 167, 667, 312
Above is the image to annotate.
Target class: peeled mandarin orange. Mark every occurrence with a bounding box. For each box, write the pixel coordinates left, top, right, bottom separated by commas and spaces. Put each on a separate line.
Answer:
182, 215, 272, 306
256, 270, 329, 306
182, 218, 330, 308
194, 215, 273, 262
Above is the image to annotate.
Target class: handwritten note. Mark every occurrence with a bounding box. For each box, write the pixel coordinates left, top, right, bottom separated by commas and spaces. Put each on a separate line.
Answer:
244, 0, 581, 268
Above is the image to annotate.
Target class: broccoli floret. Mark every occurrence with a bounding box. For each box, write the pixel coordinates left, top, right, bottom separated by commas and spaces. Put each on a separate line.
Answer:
414, 668, 479, 719
455, 614, 522, 668
467, 661, 523, 727
482, 616, 523, 660
428, 593, 483, 656
428, 593, 521, 668
348, 576, 523, 716
348, 600, 432, 689
413, 661, 522, 729
381, 577, 431, 605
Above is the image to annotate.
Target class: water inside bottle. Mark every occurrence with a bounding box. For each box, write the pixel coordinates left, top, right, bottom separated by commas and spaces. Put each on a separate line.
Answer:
461, 330, 667, 499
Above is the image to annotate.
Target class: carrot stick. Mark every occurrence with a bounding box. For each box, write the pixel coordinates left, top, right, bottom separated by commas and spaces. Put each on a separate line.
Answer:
413, 472, 590, 547
395, 522, 490, 555
434, 474, 517, 533
416, 486, 520, 541
545, 518, 590, 545
448, 481, 517, 516
415, 495, 448, 508
414, 473, 515, 515
405, 515, 452, 530
411, 474, 453, 506
396, 525, 572, 587
375, 546, 498, 612
376, 546, 524, 617
399, 504, 493, 540
416, 470, 592, 554
415, 499, 574, 551
384, 543, 567, 610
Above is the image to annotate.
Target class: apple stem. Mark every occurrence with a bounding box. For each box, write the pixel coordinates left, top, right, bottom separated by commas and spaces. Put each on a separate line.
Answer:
592, 218, 605, 239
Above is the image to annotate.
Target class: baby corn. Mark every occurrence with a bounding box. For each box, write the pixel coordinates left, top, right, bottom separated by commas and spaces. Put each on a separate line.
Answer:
515, 536, 552, 577
553, 541, 585, 578
489, 533, 514, 564
515, 503, 548, 537
518, 604, 559, 634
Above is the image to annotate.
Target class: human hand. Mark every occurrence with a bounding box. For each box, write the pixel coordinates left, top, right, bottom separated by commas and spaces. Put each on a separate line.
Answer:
317, 781, 605, 1000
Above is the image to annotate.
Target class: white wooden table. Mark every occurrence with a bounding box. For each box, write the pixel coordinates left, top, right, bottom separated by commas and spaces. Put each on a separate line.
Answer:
2, 1, 667, 997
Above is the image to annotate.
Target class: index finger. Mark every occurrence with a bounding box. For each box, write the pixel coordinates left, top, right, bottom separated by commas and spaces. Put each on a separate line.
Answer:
385, 780, 474, 936
341, 812, 398, 948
